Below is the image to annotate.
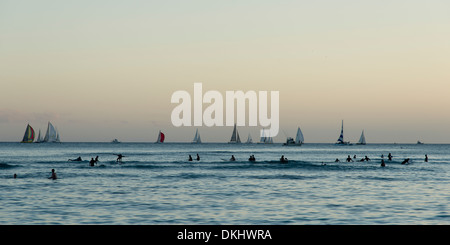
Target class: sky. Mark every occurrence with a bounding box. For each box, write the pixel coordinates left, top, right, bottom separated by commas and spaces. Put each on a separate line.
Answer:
1, 0, 449, 143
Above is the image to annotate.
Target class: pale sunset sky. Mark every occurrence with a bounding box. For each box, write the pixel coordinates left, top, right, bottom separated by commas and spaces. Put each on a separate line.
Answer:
1, 0, 449, 143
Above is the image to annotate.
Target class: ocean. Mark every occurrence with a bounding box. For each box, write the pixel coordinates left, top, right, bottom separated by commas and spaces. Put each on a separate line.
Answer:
1, 142, 449, 225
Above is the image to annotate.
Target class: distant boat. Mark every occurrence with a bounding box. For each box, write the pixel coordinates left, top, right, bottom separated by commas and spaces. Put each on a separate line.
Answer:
43, 122, 60, 143
356, 130, 366, 145
417, 140, 424, 145
246, 133, 253, 144
335, 120, 351, 145
112, 139, 120, 143
228, 124, 241, 143
35, 129, 44, 143
155, 130, 165, 143
192, 129, 202, 144
258, 129, 273, 144
283, 127, 304, 146
21, 124, 35, 143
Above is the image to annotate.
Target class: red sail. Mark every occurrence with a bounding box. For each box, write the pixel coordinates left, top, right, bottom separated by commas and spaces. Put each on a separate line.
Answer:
160, 132, 165, 143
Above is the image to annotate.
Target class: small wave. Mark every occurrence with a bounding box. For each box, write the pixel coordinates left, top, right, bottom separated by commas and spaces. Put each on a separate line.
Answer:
168, 173, 211, 179
0, 163, 17, 169
251, 174, 319, 180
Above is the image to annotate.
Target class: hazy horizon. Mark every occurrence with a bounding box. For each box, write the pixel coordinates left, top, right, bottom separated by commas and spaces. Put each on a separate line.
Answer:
1, 1, 449, 143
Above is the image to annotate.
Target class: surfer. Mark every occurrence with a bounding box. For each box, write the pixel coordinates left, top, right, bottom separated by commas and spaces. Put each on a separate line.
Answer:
364, 156, 371, 161
335, 158, 340, 162
196, 154, 200, 161
425, 154, 428, 162
401, 158, 410, 165
116, 154, 124, 162
230, 155, 236, 161
381, 159, 385, 167
69, 156, 82, 162
89, 158, 96, 166
188, 155, 193, 161
48, 169, 57, 180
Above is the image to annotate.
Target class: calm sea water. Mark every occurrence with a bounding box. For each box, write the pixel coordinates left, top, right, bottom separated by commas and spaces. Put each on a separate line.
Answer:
1, 142, 449, 225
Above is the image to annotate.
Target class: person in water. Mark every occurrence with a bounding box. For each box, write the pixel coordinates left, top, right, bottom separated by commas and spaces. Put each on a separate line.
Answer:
335, 158, 340, 162
89, 158, 96, 166
69, 156, 82, 162
346, 155, 353, 162
188, 155, 193, 161
388, 153, 393, 161
364, 156, 371, 161
280, 155, 288, 163
381, 159, 386, 167
196, 154, 200, 161
230, 155, 236, 161
48, 169, 57, 180
401, 158, 410, 165
249, 155, 255, 161
425, 154, 428, 162
116, 154, 124, 162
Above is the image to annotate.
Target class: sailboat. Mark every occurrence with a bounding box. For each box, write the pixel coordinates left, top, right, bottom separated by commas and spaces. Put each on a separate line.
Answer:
35, 129, 44, 143
246, 133, 253, 144
335, 120, 351, 145
192, 129, 202, 144
155, 130, 165, 143
228, 124, 241, 143
43, 122, 60, 143
356, 130, 366, 145
21, 124, 35, 143
258, 129, 273, 144
283, 127, 304, 146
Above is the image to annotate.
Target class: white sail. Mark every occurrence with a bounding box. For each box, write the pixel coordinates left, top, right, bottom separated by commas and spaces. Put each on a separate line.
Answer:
357, 130, 366, 145
259, 129, 273, 144
336, 120, 344, 143
260, 130, 266, 143
229, 124, 241, 143
192, 129, 202, 143
246, 134, 253, 144
335, 120, 350, 145
36, 129, 43, 143
44, 122, 59, 143
295, 127, 304, 144
55, 130, 60, 143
